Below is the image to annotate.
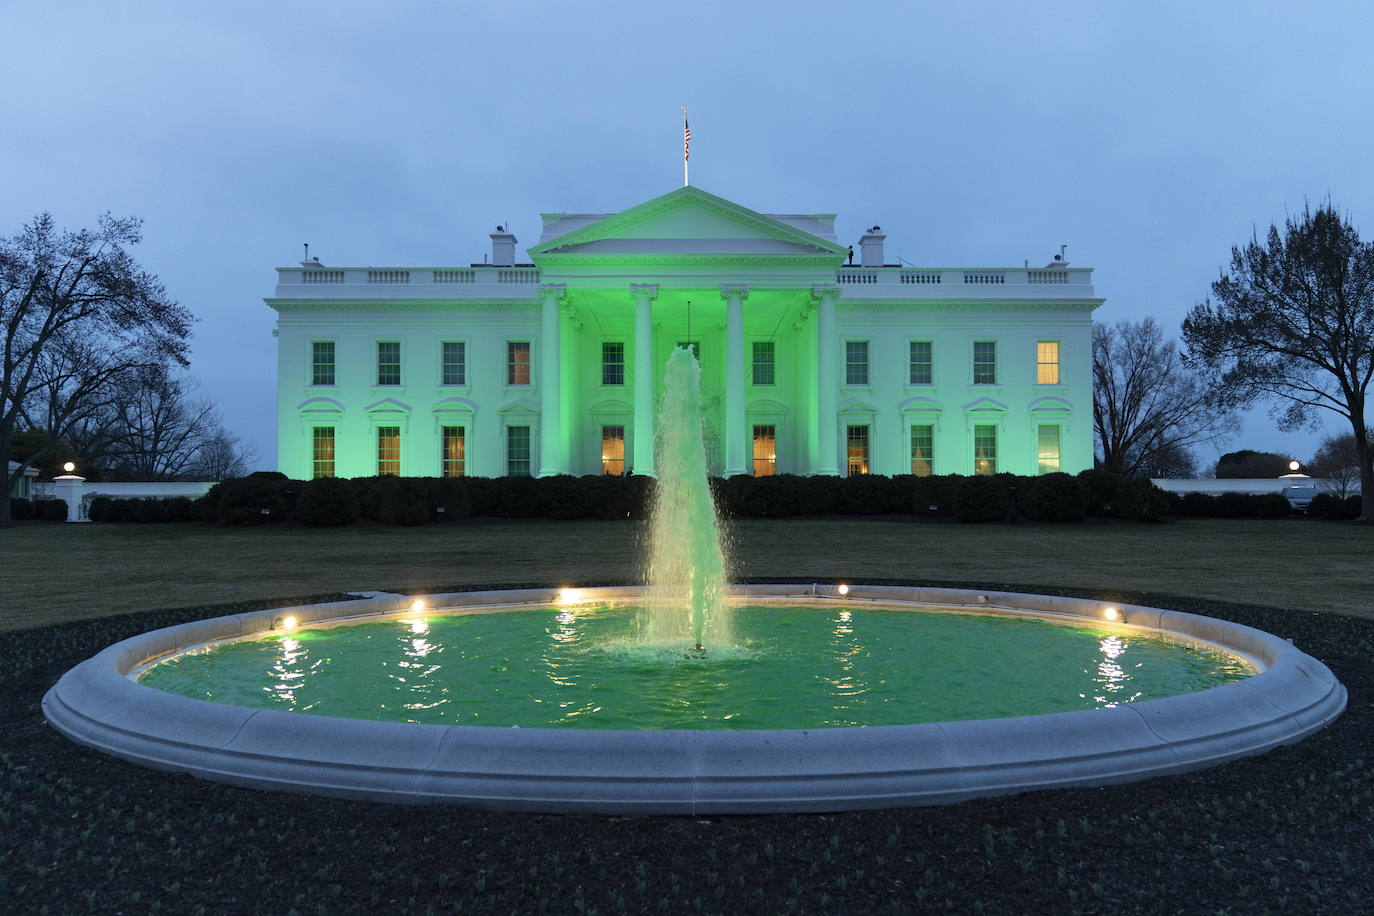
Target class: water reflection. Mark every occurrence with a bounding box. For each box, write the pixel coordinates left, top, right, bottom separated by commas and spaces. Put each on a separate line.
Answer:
268, 636, 317, 708
394, 619, 446, 716
1090, 635, 1142, 707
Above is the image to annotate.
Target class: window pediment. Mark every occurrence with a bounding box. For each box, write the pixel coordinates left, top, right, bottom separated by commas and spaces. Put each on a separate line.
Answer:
298, 396, 345, 416
497, 398, 540, 417
837, 396, 878, 416
1028, 396, 1074, 416
364, 397, 413, 416
588, 398, 633, 417
963, 396, 1008, 416
898, 397, 943, 417
432, 397, 478, 417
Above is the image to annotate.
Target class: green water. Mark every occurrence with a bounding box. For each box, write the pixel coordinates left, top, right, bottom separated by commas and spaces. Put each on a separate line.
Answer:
139, 605, 1251, 729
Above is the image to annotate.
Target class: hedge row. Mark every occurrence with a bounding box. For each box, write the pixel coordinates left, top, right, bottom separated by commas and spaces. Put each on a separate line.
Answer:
1308, 493, 1363, 520
196, 474, 653, 527
7, 498, 68, 522
1175, 491, 1295, 519
87, 496, 199, 523
81, 471, 1362, 527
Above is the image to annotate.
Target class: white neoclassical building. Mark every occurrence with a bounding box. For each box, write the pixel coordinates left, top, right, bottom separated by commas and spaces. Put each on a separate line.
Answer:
267, 186, 1101, 480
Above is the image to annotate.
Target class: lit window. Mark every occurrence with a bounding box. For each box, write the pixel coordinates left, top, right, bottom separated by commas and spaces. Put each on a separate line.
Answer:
442, 341, 466, 386
846, 425, 869, 476
909, 341, 932, 385
1038, 425, 1061, 475
676, 341, 700, 361
1037, 341, 1060, 384
753, 425, 777, 476
311, 341, 335, 386
601, 425, 625, 475
973, 341, 996, 384
602, 342, 625, 386
752, 342, 775, 386
311, 427, 335, 478
507, 425, 530, 476
377, 426, 400, 476
376, 342, 401, 386
507, 342, 531, 386
845, 341, 869, 385
973, 424, 997, 475
911, 425, 934, 477
442, 426, 465, 477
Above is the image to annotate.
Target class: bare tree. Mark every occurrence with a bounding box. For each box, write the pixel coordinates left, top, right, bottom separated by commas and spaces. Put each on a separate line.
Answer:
1183, 203, 1374, 522
1307, 431, 1367, 499
2, 213, 191, 522
1093, 317, 1238, 477
107, 372, 220, 480
187, 429, 256, 481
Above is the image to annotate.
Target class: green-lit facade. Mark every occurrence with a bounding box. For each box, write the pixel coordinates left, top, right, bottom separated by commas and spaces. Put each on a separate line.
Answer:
267, 186, 1102, 479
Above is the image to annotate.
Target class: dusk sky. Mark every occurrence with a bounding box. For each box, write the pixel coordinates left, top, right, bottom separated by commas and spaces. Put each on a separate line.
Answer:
6, 0, 1371, 471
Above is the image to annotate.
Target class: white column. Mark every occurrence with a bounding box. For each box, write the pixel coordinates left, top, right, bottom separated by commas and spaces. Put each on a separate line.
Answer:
722, 285, 749, 476
51, 474, 88, 522
537, 283, 566, 477
814, 284, 842, 476
631, 283, 659, 476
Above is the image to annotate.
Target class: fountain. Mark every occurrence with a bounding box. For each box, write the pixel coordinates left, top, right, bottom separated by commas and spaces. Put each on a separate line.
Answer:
643, 346, 730, 652
41, 346, 1347, 812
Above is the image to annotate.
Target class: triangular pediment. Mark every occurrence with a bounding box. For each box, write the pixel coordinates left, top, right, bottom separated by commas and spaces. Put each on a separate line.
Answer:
529, 186, 848, 261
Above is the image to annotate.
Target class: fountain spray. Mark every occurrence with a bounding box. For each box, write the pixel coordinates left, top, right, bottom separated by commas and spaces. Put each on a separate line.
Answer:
644, 346, 731, 652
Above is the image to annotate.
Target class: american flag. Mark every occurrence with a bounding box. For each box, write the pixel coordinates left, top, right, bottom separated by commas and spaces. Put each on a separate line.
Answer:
684, 118, 691, 162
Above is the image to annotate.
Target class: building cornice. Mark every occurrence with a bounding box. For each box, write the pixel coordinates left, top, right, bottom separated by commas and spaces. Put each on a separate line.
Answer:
265, 298, 538, 312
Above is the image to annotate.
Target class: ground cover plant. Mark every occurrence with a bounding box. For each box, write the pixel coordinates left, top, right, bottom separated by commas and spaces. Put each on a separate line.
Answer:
2, 521, 1371, 913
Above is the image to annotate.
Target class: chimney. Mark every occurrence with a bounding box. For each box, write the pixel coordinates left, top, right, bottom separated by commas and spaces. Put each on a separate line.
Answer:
859, 226, 886, 267
490, 226, 517, 267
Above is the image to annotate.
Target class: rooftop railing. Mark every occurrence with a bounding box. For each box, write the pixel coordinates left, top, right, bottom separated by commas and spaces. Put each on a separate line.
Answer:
836, 267, 1090, 289
278, 265, 543, 289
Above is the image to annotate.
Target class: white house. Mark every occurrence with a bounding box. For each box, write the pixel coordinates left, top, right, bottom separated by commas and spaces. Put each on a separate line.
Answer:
267, 186, 1102, 480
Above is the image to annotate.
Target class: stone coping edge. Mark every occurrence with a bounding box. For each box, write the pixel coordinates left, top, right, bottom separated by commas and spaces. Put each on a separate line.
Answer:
42, 585, 1347, 814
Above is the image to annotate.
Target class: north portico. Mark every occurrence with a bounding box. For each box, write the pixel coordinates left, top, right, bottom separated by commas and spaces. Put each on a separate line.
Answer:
267, 186, 1102, 480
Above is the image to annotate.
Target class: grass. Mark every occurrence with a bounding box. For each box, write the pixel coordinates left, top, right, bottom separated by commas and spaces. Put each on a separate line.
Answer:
1, 516, 1371, 632
2, 516, 1373, 913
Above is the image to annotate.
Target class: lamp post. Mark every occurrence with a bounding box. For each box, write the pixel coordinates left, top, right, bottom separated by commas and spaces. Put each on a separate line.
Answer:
53, 463, 87, 523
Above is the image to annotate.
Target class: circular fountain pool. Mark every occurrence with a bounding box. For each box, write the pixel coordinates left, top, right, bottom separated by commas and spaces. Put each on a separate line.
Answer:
43, 584, 1346, 814
138, 603, 1251, 730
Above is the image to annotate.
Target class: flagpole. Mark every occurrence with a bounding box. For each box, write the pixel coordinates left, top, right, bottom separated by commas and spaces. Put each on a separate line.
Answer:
682, 105, 689, 187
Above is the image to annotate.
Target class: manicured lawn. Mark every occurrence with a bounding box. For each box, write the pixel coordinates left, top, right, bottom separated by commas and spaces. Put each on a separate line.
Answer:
2, 517, 1371, 913
1, 516, 1370, 632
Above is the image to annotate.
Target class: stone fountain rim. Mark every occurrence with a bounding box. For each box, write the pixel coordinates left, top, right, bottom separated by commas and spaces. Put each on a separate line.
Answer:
42, 584, 1347, 814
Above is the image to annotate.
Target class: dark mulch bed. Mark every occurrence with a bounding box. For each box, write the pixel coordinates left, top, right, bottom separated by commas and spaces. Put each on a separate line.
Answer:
3, 582, 1371, 915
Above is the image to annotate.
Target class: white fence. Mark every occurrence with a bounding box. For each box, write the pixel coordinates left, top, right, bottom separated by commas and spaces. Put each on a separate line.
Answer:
30, 478, 217, 521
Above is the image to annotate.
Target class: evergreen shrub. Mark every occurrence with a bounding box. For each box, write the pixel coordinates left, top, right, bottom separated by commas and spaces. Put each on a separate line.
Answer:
209, 477, 294, 525
952, 475, 1010, 522
1180, 491, 1217, 518
913, 475, 959, 517
8, 498, 33, 520
1109, 478, 1170, 522
1077, 469, 1121, 517
424, 477, 471, 521
38, 498, 68, 522
1022, 473, 1086, 522
296, 477, 360, 526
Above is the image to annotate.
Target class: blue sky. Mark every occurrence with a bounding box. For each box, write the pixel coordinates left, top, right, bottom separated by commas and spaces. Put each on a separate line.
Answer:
5, 0, 1371, 470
